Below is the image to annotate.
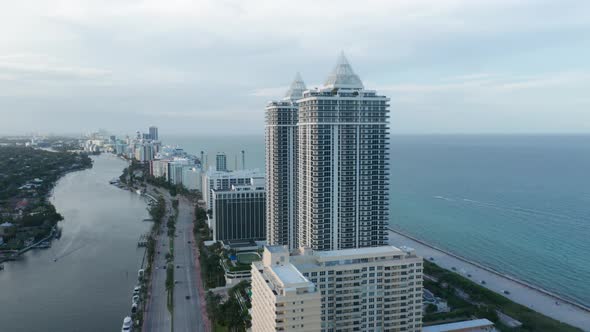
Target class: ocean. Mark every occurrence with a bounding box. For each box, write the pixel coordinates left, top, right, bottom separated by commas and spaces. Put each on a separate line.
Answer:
166, 134, 590, 307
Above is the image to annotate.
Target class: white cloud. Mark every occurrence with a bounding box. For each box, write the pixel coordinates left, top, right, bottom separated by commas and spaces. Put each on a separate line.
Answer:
0, 0, 589, 134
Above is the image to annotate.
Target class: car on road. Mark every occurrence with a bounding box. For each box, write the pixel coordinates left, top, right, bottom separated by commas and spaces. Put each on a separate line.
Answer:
467, 273, 472, 277
174, 280, 180, 284
185, 295, 190, 300
132, 295, 140, 303
176, 265, 180, 269
503, 290, 510, 295
429, 257, 434, 261
480, 280, 486, 285
451, 267, 456, 271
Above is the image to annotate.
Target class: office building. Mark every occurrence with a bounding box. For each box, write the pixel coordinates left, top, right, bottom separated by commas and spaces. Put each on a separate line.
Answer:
251, 246, 322, 332
216, 152, 228, 172
211, 177, 266, 241
265, 73, 306, 250
252, 245, 423, 332
149, 126, 159, 141
202, 168, 264, 210
297, 53, 389, 251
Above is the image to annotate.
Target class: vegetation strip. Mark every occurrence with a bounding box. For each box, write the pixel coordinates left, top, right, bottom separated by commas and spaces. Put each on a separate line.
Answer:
423, 261, 582, 332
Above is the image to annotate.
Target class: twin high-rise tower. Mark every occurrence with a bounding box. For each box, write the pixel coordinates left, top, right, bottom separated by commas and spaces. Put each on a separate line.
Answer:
258, 54, 423, 332
266, 53, 390, 251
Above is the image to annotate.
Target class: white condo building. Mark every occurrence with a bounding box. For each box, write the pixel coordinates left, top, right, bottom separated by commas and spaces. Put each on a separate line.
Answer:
254, 54, 423, 332
297, 53, 389, 251
266, 73, 306, 250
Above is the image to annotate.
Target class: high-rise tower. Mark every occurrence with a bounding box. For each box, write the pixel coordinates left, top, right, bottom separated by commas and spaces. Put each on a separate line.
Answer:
265, 73, 306, 250
297, 54, 390, 251
148, 126, 158, 141
216, 152, 227, 172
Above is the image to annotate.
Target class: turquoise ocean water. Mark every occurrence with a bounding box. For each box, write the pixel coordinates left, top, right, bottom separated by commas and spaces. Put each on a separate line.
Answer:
166, 134, 590, 307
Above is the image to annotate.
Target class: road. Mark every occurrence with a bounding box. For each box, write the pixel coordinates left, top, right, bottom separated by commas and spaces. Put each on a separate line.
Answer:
143, 186, 210, 332
172, 196, 208, 332
143, 197, 173, 332
388, 230, 590, 331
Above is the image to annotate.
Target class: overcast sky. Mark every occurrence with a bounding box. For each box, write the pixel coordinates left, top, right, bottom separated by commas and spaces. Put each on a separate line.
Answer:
1, 0, 590, 136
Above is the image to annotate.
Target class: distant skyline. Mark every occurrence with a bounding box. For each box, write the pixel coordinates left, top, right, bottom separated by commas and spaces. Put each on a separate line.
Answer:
1, 0, 590, 135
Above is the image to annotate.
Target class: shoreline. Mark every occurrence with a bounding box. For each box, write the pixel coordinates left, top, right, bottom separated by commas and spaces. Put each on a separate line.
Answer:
0, 152, 93, 261
388, 228, 590, 331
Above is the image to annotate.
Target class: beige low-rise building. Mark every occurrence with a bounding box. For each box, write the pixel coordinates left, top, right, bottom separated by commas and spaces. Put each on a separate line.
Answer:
252, 245, 423, 332
251, 246, 322, 332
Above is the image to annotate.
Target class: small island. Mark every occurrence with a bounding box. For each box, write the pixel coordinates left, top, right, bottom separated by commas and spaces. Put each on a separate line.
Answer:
0, 142, 92, 257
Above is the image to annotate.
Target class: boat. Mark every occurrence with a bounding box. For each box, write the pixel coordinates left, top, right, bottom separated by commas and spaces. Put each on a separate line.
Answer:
55, 227, 62, 239
135, 189, 142, 195
121, 316, 133, 332
0, 264, 4, 270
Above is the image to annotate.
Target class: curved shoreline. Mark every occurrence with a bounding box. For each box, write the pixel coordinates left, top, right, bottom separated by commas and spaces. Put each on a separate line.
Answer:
388, 227, 590, 313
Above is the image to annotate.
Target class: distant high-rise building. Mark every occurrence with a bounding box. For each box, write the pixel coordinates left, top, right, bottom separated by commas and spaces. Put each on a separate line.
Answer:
149, 126, 159, 141
265, 73, 306, 250
297, 54, 389, 251
216, 152, 228, 172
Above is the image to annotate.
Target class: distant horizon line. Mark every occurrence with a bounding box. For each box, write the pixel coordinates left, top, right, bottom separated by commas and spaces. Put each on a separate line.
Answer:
3, 132, 590, 138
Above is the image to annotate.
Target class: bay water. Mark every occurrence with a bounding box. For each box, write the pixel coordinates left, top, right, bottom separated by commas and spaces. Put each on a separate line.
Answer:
0, 154, 150, 332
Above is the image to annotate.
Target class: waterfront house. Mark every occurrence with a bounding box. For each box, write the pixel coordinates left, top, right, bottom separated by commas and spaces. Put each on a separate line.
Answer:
0, 222, 15, 236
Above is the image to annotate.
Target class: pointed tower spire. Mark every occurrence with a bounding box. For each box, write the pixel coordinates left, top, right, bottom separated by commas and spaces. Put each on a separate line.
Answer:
324, 52, 364, 89
284, 72, 307, 100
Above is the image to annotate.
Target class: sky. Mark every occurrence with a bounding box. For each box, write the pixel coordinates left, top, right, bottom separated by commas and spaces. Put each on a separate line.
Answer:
1, 0, 590, 136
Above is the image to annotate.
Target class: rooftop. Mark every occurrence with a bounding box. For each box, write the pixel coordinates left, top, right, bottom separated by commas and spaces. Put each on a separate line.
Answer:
314, 245, 403, 258
422, 319, 495, 332
284, 72, 306, 101
272, 263, 310, 286
323, 52, 364, 90
266, 245, 289, 254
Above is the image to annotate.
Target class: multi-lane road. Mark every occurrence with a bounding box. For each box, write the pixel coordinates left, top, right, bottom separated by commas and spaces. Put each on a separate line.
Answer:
143, 188, 209, 332
172, 196, 207, 332
143, 194, 172, 332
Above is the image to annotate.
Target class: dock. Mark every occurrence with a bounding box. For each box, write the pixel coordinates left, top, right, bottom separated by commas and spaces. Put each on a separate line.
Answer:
137, 234, 150, 247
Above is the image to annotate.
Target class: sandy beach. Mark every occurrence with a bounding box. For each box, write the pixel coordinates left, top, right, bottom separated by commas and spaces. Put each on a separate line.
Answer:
388, 229, 590, 331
